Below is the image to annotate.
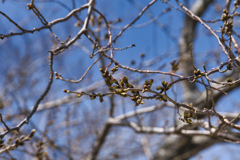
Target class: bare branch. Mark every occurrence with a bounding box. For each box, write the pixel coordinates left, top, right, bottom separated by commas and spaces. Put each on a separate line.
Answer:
113, 0, 157, 43
52, 0, 95, 55
176, 0, 231, 60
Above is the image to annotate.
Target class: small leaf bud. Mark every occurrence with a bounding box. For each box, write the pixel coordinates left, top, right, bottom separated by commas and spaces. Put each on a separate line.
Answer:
15, 139, 20, 147
99, 68, 104, 73
115, 89, 122, 94
186, 118, 193, 124
128, 84, 134, 88
137, 99, 141, 104
156, 86, 162, 90
28, 129, 36, 138
227, 78, 233, 82
99, 96, 104, 102
184, 111, 193, 118
121, 93, 127, 97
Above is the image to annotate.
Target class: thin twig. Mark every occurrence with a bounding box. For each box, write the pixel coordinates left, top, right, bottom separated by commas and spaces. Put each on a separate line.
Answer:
0, 113, 9, 131
113, 0, 157, 43
0, 11, 25, 32
0, 51, 54, 138
0, 2, 89, 39
58, 56, 101, 83
202, 65, 212, 133
176, 0, 231, 60
52, 0, 95, 55
103, 53, 183, 78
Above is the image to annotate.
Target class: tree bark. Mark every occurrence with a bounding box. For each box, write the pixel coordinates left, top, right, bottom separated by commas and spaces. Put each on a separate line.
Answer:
153, 1, 216, 159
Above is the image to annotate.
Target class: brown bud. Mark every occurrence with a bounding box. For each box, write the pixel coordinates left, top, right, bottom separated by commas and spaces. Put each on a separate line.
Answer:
184, 111, 193, 118
186, 118, 193, 124
77, 94, 82, 98
15, 139, 20, 147
99, 96, 104, 102
28, 129, 36, 138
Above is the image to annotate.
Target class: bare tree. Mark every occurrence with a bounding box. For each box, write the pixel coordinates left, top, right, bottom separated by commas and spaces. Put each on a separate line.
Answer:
0, 0, 240, 159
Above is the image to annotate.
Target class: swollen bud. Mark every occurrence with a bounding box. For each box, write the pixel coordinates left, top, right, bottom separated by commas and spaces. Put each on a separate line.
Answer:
99, 96, 104, 102
28, 129, 36, 138
186, 118, 193, 124
156, 86, 162, 90
184, 111, 193, 118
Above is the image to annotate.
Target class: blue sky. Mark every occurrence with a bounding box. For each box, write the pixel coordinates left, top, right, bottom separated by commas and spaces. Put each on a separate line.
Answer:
1, 0, 240, 159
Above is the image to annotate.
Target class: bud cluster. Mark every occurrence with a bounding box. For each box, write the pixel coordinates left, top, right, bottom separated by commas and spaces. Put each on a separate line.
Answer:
63, 65, 174, 107
35, 140, 50, 160
155, 94, 168, 102
110, 63, 119, 74
156, 81, 171, 93
221, 9, 230, 22
90, 93, 104, 102
170, 59, 179, 72
54, 72, 62, 79
193, 69, 205, 79
184, 110, 193, 124
143, 79, 154, 92
221, 9, 234, 36
0, 129, 36, 152
234, 0, 240, 8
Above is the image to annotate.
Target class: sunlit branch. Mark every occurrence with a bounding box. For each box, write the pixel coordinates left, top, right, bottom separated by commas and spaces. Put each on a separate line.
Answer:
103, 53, 183, 78
56, 56, 101, 83
107, 120, 240, 142
52, 0, 95, 55
0, 3, 89, 39
176, 0, 231, 60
